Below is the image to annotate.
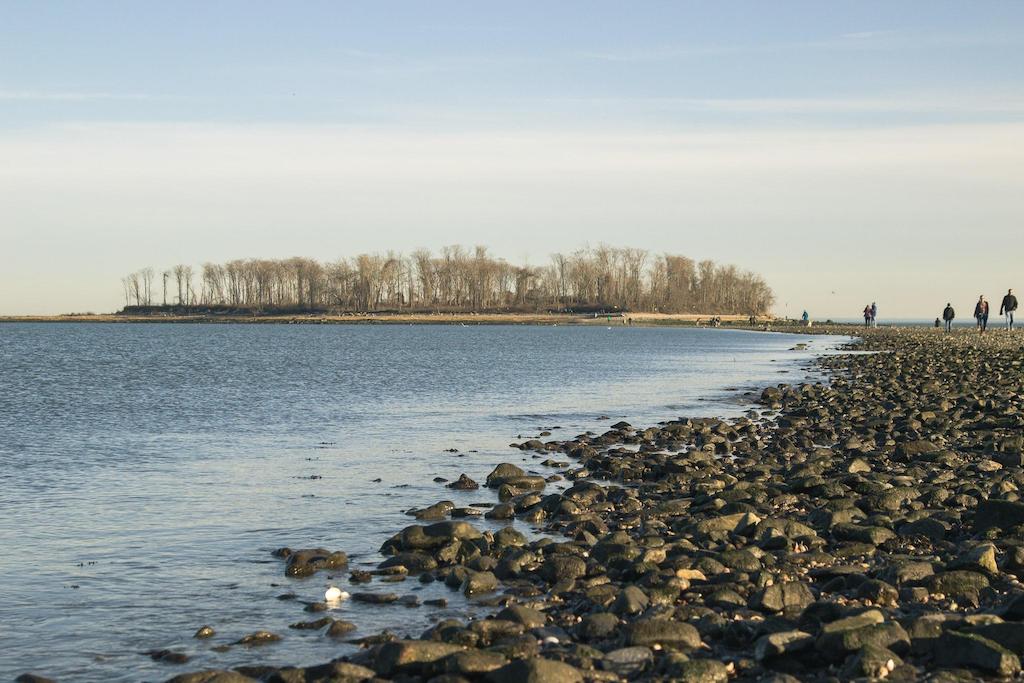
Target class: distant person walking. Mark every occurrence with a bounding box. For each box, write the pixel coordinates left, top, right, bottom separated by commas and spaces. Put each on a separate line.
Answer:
975, 295, 990, 334
942, 303, 955, 332
870, 302, 878, 328
863, 305, 871, 327
801, 310, 810, 327
1000, 289, 1018, 330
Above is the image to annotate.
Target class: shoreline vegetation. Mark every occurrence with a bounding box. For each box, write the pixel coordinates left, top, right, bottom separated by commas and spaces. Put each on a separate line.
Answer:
117, 246, 775, 316
0, 311, 774, 326
18, 326, 1024, 683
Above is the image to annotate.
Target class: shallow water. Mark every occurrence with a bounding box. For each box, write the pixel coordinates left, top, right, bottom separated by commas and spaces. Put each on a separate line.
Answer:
0, 323, 842, 681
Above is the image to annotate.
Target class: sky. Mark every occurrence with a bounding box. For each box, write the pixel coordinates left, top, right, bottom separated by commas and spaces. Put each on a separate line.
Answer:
1, 1, 1022, 318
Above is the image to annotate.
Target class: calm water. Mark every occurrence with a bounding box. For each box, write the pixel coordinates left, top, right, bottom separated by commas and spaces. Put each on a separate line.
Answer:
0, 323, 840, 681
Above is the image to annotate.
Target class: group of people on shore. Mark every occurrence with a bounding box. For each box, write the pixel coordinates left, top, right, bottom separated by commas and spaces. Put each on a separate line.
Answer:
939, 289, 1017, 334
861, 302, 878, 327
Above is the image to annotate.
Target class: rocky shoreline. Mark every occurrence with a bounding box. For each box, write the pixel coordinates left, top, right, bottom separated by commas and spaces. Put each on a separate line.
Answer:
22, 327, 1024, 683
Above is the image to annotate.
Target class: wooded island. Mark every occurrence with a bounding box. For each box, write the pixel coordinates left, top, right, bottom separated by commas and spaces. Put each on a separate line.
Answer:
120, 246, 774, 316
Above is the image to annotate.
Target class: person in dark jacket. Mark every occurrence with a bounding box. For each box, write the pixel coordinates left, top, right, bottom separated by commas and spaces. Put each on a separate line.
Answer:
975, 295, 989, 334
942, 303, 955, 332
1000, 289, 1018, 330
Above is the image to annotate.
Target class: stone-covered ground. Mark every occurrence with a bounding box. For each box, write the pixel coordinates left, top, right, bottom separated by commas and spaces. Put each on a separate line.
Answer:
24, 328, 1024, 683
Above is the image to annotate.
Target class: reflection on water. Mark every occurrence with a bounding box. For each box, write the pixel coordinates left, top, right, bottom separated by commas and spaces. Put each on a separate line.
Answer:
0, 323, 842, 681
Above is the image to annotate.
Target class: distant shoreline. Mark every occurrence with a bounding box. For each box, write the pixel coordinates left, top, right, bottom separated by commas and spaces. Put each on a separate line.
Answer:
0, 312, 774, 326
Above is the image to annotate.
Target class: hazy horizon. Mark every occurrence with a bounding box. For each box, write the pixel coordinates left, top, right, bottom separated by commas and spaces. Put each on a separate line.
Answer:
2, 2, 1022, 318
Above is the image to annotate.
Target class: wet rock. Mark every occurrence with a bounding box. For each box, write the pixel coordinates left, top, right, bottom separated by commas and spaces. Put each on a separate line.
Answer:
326, 620, 357, 637
447, 474, 479, 490
379, 551, 438, 573
462, 570, 499, 596
165, 672, 257, 683
352, 592, 399, 604
193, 625, 216, 639
266, 661, 376, 682
412, 501, 456, 520
148, 649, 190, 664
486, 464, 526, 487
234, 631, 281, 646
496, 605, 546, 628
281, 549, 348, 578
444, 650, 508, 676
373, 640, 465, 676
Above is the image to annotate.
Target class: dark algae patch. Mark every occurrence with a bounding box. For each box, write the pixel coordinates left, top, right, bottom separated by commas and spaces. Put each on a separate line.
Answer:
33, 327, 1024, 682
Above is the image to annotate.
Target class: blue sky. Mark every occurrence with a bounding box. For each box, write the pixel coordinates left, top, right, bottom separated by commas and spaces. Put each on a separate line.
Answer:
2, 1, 1023, 315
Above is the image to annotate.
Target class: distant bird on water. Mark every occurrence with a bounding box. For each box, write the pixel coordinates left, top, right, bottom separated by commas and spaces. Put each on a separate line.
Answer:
325, 586, 349, 602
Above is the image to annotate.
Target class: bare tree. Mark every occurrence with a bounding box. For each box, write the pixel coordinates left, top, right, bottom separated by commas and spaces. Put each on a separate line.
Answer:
123, 246, 774, 315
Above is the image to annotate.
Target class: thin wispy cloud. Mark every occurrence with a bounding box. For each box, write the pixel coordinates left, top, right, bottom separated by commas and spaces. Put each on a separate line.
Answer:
576, 28, 1022, 63
0, 90, 157, 102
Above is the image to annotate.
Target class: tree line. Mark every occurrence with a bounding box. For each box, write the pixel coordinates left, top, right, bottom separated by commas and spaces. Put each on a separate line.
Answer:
120, 245, 774, 315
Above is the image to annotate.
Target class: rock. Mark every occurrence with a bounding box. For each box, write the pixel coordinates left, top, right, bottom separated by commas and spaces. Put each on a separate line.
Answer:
975, 499, 1024, 532
754, 630, 814, 661
373, 640, 465, 676
612, 585, 649, 615
626, 619, 701, 649
444, 650, 508, 676
951, 543, 999, 575
669, 660, 730, 683
898, 516, 948, 541
446, 474, 479, 490
832, 523, 895, 546
541, 555, 588, 583
496, 605, 546, 629
968, 622, 1024, 655
897, 439, 940, 458
148, 649, 190, 664
694, 512, 761, 536
413, 501, 455, 520
817, 622, 910, 661
379, 551, 438, 573
462, 570, 499, 596
267, 662, 376, 682
193, 625, 216, 639
15, 676, 57, 683
601, 647, 653, 677
352, 592, 400, 604
577, 612, 619, 641
234, 631, 281, 646
486, 657, 583, 683
486, 464, 526, 487
843, 644, 902, 679
282, 549, 348, 577
754, 581, 815, 613
326, 620, 357, 637
165, 672, 257, 683
935, 632, 1022, 676
927, 571, 990, 597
